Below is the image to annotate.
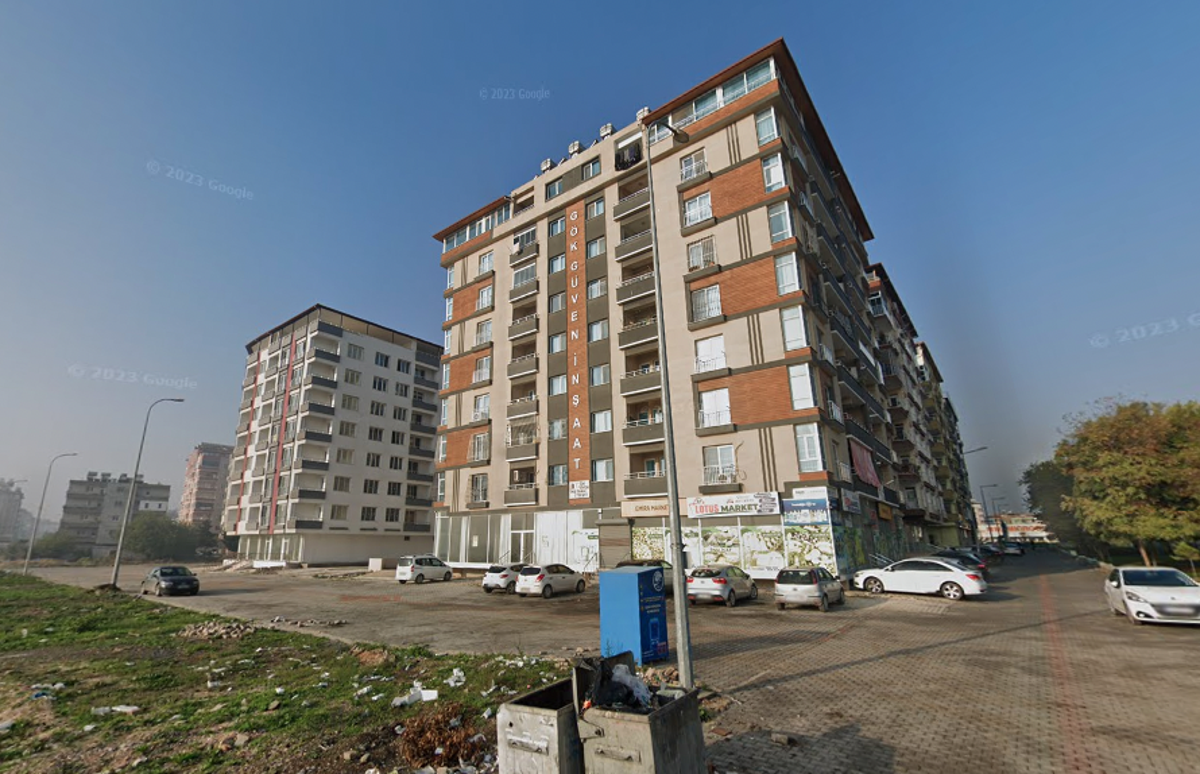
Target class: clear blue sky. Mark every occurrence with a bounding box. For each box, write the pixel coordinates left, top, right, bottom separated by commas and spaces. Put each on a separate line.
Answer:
2, 1, 1198, 523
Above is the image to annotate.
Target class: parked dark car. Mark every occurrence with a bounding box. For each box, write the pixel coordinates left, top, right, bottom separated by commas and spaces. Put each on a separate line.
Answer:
139, 566, 200, 597
933, 549, 991, 580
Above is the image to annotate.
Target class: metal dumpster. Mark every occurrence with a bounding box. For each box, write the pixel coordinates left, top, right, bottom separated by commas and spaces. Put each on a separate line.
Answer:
497, 678, 584, 774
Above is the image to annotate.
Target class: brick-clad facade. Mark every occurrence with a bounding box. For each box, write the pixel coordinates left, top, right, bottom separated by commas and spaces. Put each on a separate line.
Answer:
444, 348, 493, 394
441, 425, 486, 469
696, 367, 824, 427
689, 257, 805, 318
444, 275, 495, 327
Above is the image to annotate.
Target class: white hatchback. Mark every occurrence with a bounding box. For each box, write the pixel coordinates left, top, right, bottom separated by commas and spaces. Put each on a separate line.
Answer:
395, 555, 453, 584
855, 557, 987, 600
481, 563, 527, 594
1105, 566, 1200, 625
515, 564, 585, 598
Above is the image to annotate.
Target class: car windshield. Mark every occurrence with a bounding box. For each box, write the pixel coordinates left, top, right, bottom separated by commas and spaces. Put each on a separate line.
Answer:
777, 570, 814, 584
159, 567, 190, 577
1122, 570, 1197, 587
519, 567, 542, 576
691, 568, 722, 578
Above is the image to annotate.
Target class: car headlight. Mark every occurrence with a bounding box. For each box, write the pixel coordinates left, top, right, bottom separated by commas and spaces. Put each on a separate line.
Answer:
1125, 591, 1147, 603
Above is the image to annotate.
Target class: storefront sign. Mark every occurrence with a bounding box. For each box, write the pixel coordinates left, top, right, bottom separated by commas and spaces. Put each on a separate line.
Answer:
565, 200, 590, 504
687, 492, 780, 519
620, 499, 686, 519
841, 490, 861, 515
782, 495, 831, 525
878, 504, 893, 521
569, 480, 590, 500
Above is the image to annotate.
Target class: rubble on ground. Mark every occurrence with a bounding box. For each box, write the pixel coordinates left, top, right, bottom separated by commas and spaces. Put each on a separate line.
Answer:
176, 621, 258, 640
269, 615, 349, 628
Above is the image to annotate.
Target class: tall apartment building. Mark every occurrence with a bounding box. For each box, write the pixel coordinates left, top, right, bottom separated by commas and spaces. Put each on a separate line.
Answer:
223, 305, 443, 565
179, 443, 233, 530
58, 472, 170, 558
0, 480, 26, 548
432, 39, 970, 579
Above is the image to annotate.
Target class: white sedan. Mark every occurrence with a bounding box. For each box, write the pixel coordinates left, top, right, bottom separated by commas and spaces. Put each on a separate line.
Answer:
855, 557, 987, 601
515, 564, 585, 598
481, 563, 526, 594
1105, 566, 1200, 625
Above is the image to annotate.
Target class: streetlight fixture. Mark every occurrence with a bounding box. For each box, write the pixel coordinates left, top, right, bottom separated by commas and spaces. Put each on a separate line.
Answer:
642, 118, 695, 689
110, 397, 184, 588
979, 484, 1000, 542
962, 446, 988, 455
961, 447, 988, 541
23, 454, 78, 575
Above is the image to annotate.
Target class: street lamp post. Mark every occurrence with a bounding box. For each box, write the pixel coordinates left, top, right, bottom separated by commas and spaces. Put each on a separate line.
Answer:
961, 447, 988, 543
642, 119, 695, 689
110, 398, 184, 588
22, 454, 78, 575
979, 484, 1000, 543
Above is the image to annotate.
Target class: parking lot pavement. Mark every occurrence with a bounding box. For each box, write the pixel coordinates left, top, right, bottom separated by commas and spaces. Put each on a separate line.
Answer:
31, 554, 1200, 774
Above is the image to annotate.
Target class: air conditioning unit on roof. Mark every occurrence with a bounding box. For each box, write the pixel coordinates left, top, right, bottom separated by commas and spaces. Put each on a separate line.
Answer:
568, 140, 582, 155
599, 123, 613, 138
540, 158, 554, 173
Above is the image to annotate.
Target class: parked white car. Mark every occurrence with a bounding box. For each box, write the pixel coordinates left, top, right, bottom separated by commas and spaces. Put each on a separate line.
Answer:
1105, 566, 1200, 625
774, 567, 845, 611
395, 555, 453, 584
686, 565, 758, 607
481, 563, 526, 594
854, 558, 987, 600
515, 564, 585, 598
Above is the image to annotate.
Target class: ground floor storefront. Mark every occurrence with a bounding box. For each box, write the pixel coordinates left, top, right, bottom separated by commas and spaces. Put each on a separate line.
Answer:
236, 531, 434, 565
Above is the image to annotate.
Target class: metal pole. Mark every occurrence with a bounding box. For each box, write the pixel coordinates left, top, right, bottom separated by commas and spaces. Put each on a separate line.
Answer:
110, 398, 183, 588
643, 121, 694, 689
979, 484, 997, 543
22, 453, 77, 575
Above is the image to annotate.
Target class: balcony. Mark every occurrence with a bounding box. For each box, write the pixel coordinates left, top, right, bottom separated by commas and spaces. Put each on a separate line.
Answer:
826, 401, 844, 425
700, 464, 740, 493
508, 353, 539, 379
510, 240, 539, 266
620, 365, 661, 395
405, 496, 433, 508
506, 442, 539, 462
504, 484, 539, 507
293, 488, 326, 500
892, 431, 915, 452
613, 188, 650, 220
305, 401, 336, 416
411, 422, 437, 436
845, 416, 876, 449
837, 462, 853, 483
615, 230, 653, 261
624, 472, 668, 497
403, 520, 433, 532
510, 278, 538, 302
414, 375, 440, 390
623, 418, 665, 445
416, 350, 441, 367
413, 398, 439, 413
299, 459, 330, 472
409, 445, 435, 459
312, 349, 341, 363
408, 472, 434, 483
509, 314, 539, 340
507, 397, 538, 419
619, 318, 659, 349
614, 142, 644, 171
305, 374, 338, 390
697, 409, 733, 432
616, 272, 656, 304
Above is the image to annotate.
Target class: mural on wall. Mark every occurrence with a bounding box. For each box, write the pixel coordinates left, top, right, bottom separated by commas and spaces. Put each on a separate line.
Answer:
783, 524, 837, 575
701, 526, 742, 566
835, 525, 869, 574
632, 526, 665, 561
739, 526, 786, 574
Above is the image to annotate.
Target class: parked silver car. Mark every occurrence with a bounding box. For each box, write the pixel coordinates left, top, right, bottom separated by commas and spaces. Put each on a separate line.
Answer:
686, 565, 757, 607
395, 554, 453, 584
774, 567, 845, 611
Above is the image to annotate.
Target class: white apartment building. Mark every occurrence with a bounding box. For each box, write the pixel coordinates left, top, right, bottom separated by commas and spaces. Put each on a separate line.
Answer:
224, 305, 443, 565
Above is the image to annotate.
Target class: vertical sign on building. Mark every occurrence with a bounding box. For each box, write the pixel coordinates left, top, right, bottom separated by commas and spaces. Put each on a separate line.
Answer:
566, 200, 591, 503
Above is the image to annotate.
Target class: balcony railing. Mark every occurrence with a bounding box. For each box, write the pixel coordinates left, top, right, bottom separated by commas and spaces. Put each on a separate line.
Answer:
619, 318, 659, 348
694, 354, 727, 373
687, 239, 716, 271
826, 401, 844, 424
702, 464, 737, 486
698, 409, 732, 428
472, 368, 492, 384
680, 158, 709, 182
613, 188, 650, 220
838, 462, 853, 483
691, 299, 722, 323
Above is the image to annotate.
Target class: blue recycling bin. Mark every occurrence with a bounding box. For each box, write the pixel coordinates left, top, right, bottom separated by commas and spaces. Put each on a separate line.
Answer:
598, 566, 668, 665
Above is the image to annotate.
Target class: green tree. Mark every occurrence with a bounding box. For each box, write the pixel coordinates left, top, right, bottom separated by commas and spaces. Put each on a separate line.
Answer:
125, 512, 202, 561
1055, 399, 1200, 567
1172, 542, 1200, 576
1019, 459, 1081, 544
29, 530, 86, 561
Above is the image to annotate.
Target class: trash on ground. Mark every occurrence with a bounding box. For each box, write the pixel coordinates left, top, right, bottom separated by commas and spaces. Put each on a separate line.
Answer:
0, 721, 13, 734
577, 655, 664, 714
445, 668, 466, 687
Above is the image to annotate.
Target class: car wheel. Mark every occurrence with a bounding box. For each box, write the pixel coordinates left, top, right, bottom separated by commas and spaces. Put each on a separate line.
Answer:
1125, 604, 1143, 625
688, 598, 696, 606
819, 594, 829, 612
154, 583, 162, 597
940, 582, 964, 601
415, 574, 425, 584
484, 586, 493, 594
519, 593, 527, 598
190, 590, 199, 596
776, 602, 786, 611
506, 581, 516, 594
398, 580, 407, 584
836, 589, 847, 605
725, 592, 737, 608
1111, 603, 1123, 616
542, 585, 553, 599
575, 580, 585, 594
750, 584, 758, 600
864, 577, 884, 594
443, 571, 453, 582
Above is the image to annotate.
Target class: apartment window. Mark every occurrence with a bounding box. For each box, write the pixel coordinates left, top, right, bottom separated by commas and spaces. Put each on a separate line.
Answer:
549, 374, 567, 395
395, 383, 409, 398
788, 364, 815, 410
477, 285, 494, 310
589, 363, 611, 386
385, 507, 401, 523
549, 418, 567, 440
586, 236, 606, 258
762, 154, 785, 193
690, 285, 722, 322
444, 297, 454, 321
445, 267, 455, 289
435, 473, 445, 502
478, 251, 494, 275
397, 359, 412, 375
361, 506, 376, 522
586, 278, 607, 300
695, 335, 726, 372
591, 458, 615, 482
366, 452, 381, 468
333, 476, 351, 492
549, 333, 566, 353
391, 430, 405, 444
368, 426, 384, 442
372, 376, 388, 392
440, 398, 449, 425
775, 253, 801, 295
330, 504, 348, 521
699, 388, 731, 428
755, 108, 778, 145
781, 306, 808, 350
586, 198, 605, 219
549, 254, 566, 273
684, 192, 712, 226
437, 435, 447, 462
588, 319, 609, 342
474, 355, 491, 382
687, 236, 716, 271
362, 479, 379, 495
703, 445, 736, 484
546, 178, 563, 199
582, 158, 601, 180
549, 292, 566, 313
591, 410, 613, 433
795, 424, 823, 473
473, 393, 490, 421
389, 456, 403, 470
768, 202, 794, 242
370, 400, 386, 416
341, 394, 359, 411
475, 319, 492, 346
346, 344, 364, 360
387, 481, 402, 496
375, 352, 390, 368
513, 263, 537, 288
443, 328, 453, 353
680, 149, 707, 181
338, 421, 356, 437
394, 405, 408, 422
470, 474, 489, 502
344, 369, 361, 386
336, 448, 354, 464
549, 464, 568, 486
548, 217, 565, 237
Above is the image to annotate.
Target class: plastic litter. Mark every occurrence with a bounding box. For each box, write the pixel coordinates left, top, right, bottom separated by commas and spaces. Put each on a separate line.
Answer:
445, 668, 466, 687
112, 705, 141, 715
482, 707, 493, 720
275, 687, 285, 695
82, 724, 96, 732
612, 664, 652, 707
0, 721, 13, 734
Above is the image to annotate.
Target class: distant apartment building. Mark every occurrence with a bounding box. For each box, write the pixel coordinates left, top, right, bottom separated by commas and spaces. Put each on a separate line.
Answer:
223, 305, 443, 565
0, 480, 26, 547
978, 511, 1053, 543
179, 443, 233, 530
58, 472, 170, 558
430, 39, 975, 579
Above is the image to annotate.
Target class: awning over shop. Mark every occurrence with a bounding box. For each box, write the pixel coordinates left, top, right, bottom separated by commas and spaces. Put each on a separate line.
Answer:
849, 439, 881, 488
